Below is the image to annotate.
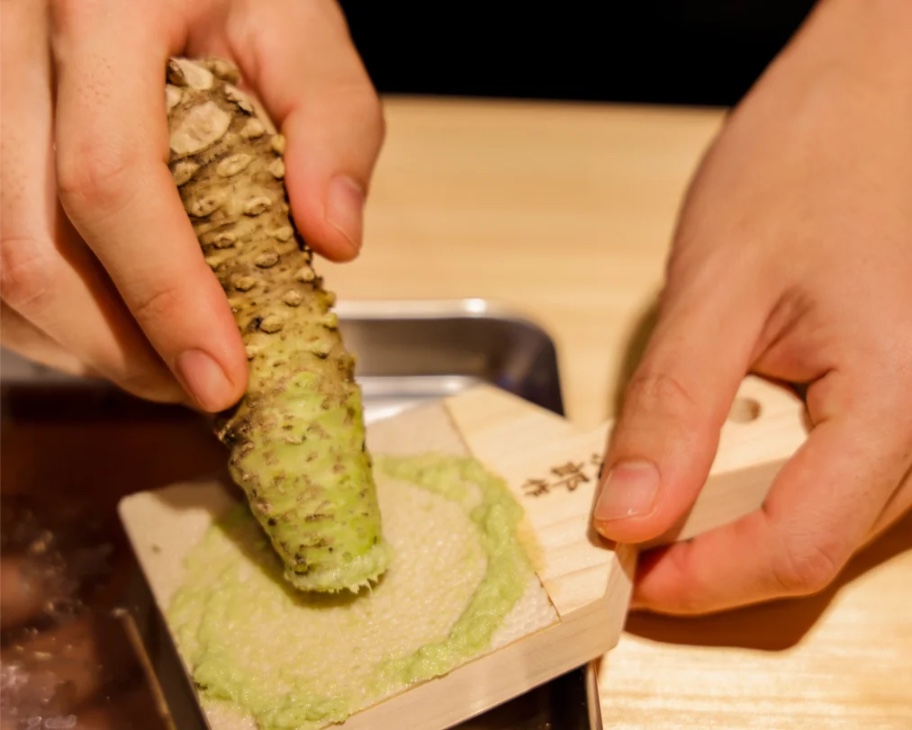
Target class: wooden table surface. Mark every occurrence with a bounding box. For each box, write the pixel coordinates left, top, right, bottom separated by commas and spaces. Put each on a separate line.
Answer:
325, 96, 912, 729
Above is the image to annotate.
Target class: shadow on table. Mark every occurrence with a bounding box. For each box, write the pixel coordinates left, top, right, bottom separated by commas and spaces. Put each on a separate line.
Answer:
624, 512, 912, 651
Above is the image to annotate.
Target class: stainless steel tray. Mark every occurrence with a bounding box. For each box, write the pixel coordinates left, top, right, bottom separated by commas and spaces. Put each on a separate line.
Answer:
0, 299, 600, 730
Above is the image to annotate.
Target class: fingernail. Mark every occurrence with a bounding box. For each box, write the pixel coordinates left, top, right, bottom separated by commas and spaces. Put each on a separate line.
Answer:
594, 460, 660, 522
326, 175, 365, 254
175, 349, 234, 412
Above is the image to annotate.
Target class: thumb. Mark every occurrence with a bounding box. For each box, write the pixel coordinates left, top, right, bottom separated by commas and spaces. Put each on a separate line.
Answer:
593, 280, 766, 544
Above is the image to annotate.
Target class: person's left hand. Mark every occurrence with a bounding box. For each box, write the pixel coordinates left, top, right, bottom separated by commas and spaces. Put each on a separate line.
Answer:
592, 0, 912, 614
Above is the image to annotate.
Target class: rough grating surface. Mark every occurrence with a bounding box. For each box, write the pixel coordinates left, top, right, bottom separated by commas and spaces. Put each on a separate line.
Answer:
165, 57, 389, 592
167, 455, 558, 730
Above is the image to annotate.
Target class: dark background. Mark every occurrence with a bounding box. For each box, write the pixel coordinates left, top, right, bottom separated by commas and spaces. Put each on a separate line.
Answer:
338, 1, 817, 107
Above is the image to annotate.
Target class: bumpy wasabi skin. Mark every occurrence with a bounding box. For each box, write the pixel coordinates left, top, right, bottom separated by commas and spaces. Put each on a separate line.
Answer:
164, 57, 390, 592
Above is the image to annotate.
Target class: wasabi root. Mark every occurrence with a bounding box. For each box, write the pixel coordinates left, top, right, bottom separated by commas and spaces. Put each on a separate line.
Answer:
164, 57, 389, 592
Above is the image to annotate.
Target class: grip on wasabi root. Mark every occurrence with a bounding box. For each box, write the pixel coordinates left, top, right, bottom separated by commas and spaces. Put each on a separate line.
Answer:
164, 57, 390, 592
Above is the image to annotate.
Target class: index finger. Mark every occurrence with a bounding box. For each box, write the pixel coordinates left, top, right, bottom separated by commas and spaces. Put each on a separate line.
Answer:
217, 0, 386, 262
51, 0, 247, 412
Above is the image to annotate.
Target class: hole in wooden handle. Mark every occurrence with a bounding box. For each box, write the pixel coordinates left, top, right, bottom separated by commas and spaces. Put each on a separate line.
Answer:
728, 397, 762, 423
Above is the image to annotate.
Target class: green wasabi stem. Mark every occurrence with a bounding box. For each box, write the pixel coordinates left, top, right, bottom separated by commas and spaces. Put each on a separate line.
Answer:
165, 56, 389, 592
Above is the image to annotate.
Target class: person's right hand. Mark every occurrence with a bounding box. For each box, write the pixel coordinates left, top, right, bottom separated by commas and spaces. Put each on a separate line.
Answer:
591, 0, 912, 614
1, 0, 384, 411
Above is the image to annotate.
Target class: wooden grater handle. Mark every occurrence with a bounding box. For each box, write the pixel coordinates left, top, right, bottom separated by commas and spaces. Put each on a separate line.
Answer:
639, 375, 810, 547
446, 375, 810, 616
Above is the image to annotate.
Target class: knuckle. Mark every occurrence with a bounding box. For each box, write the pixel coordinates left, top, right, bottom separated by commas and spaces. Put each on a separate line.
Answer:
49, 0, 104, 32
0, 237, 53, 313
771, 538, 841, 596
660, 544, 705, 613
350, 87, 385, 144
325, 80, 385, 152
129, 283, 185, 330
56, 140, 137, 214
49, 0, 83, 30
623, 368, 698, 421
48, 0, 103, 54
303, 0, 351, 37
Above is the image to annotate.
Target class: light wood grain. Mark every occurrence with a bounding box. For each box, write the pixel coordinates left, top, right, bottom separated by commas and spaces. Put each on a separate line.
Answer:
322, 96, 912, 728
321, 97, 725, 430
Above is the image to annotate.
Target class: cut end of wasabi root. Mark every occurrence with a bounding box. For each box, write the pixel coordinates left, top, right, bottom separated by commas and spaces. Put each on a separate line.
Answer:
165, 56, 390, 592
286, 542, 392, 593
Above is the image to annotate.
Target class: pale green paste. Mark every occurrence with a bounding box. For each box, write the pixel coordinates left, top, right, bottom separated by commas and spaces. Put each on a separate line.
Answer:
167, 454, 535, 730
